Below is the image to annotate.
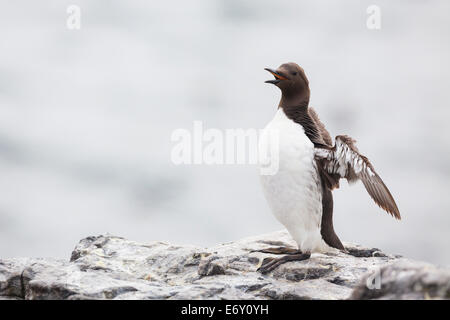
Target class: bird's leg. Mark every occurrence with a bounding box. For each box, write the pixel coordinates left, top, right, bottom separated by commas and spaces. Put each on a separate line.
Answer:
257, 252, 311, 274
251, 246, 300, 255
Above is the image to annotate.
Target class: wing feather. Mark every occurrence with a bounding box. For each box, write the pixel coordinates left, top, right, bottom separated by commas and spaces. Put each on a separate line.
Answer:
316, 135, 400, 219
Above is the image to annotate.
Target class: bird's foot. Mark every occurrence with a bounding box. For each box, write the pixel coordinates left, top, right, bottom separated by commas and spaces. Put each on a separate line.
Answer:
251, 246, 300, 255
257, 252, 311, 274
344, 247, 386, 258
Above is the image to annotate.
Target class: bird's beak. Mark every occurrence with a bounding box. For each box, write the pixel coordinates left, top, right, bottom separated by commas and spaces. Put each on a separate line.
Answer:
264, 68, 288, 84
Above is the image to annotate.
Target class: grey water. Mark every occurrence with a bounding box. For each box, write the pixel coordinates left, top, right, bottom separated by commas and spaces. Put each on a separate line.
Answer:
0, 0, 449, 265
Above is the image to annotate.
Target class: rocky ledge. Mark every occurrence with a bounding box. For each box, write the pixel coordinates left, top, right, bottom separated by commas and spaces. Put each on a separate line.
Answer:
1, 230, 449, 300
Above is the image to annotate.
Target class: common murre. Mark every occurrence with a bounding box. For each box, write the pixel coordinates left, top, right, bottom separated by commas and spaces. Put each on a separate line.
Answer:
257, 62, 400, 273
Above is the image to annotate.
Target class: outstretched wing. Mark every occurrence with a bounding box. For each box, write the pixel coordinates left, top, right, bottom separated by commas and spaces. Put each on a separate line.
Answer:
315, 135, 400, 219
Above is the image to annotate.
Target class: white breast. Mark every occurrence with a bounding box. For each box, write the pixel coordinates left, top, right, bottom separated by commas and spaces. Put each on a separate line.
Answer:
259, 109, 330, 253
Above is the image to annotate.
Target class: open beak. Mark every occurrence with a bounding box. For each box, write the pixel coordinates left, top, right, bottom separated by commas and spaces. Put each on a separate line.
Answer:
264, 68, 288, 84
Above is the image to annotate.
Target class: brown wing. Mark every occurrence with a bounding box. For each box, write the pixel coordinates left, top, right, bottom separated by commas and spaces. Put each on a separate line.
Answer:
308, 107, 333, 146
315, 135, 401, 219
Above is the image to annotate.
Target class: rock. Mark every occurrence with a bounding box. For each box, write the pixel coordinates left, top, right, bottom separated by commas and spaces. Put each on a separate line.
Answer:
350, 260, 450, 300
0, 230, 448, 300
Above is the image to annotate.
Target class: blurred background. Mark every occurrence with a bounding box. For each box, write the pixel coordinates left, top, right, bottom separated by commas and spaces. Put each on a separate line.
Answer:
0, 0, 449, 265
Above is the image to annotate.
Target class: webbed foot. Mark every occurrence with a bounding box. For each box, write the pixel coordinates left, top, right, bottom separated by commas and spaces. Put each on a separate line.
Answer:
257, 252, 311, 274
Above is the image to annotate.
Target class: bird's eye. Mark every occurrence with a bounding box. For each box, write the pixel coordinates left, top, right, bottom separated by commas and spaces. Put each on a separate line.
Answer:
291, 72, 297, 76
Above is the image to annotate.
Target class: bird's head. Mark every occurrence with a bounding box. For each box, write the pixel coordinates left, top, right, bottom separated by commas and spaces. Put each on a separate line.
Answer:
265, 62, 310, 106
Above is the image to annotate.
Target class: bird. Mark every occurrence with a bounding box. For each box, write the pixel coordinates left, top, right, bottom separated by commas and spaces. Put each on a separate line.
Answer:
257, 62, 400, 273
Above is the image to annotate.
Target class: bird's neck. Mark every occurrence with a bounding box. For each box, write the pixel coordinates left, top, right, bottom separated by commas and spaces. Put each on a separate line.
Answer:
278, 88, 310, 110
278, 89, 324, 147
